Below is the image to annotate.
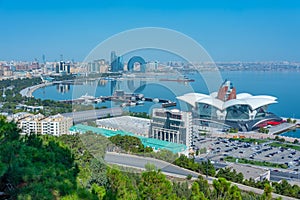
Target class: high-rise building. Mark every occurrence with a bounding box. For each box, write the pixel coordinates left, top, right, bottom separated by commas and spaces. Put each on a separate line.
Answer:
55, 63, 60, 73
110, 56, 124, 72
111, 51, 117, 63
110, 51, 124, 72
59, 61, 64, 71
55, 61, 71, 74
65, 62, 71, 74
149, 108, 192, 147
87, 59, 108, 73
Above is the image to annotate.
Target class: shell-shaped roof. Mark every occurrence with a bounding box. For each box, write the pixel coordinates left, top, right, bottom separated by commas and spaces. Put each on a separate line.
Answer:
177, 92, 277, 111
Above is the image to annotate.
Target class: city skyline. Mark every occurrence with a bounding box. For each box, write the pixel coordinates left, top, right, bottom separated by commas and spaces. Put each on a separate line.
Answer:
1, 0, 300, 62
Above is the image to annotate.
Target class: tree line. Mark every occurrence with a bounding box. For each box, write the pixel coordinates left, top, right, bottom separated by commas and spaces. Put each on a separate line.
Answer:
0, 117, 298, 199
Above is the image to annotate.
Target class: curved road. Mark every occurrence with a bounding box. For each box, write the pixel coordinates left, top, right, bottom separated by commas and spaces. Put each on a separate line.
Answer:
104, 152, 297, 200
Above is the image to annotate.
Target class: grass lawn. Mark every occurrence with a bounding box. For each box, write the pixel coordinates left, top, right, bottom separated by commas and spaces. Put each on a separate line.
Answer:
269, 142, 300, 151
225, 156, 288, 169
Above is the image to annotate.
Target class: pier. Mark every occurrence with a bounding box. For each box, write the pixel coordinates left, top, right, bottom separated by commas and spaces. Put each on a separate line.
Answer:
268, 122, 298, 135
60, 90, 177, 108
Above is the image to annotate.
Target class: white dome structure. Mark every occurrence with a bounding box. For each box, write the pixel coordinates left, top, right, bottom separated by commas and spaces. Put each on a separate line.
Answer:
177, 80, 282, 131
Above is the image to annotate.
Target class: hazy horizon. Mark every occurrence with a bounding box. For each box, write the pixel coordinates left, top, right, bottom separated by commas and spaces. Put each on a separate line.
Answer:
1, 0, 300, 62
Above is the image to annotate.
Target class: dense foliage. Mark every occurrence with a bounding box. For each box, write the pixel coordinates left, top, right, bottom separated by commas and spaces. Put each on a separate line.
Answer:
173, 155, 216, 176
0, 77, 73, 115
0, 116, 97, 199
216, 168, 244, 184
0, 117, 299, 199
128, 112, 151, 119
109, 134, 153, 153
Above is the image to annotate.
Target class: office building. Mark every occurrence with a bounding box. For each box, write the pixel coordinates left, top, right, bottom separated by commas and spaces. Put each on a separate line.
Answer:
149, 108, 192, 147
110, 51, 124, 72
87, 59, 109, 73
55, 61, 71, 74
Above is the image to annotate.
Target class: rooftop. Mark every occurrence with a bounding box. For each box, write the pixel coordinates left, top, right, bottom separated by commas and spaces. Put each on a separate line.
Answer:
42, 114, 72, 122
227, 163, 270, 181
96, 116, 150, 137
177, 80, 277, 111
70, 124, 187, 153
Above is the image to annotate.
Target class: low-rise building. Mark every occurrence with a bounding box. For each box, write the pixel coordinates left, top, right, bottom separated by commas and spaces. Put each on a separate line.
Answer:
18, 113, 45, 134
16, 104, 44, 112
226, 163, 270, 182
96, 116, 150, 137
7, 112, 32, 122
149, 108, 192, 147
41, 114, 73, 136
17, 113, 72, 136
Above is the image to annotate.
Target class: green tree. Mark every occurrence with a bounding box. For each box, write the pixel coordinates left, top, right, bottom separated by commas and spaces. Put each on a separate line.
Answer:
196, 175, 211, 197
186, 174, 193, 180
261, 183, 272, 200
228, 185, 242, 200
139, 169, 175, 200
212, 178, 231, 199
88, 159, 107, 187
0, 120, 98, 199
109, 134, 150, 153
91, 183, 106, 200
106, 167, 138, 200
191, 181, 207, 200
293, 139, 299, 144
172, 181, 191, 200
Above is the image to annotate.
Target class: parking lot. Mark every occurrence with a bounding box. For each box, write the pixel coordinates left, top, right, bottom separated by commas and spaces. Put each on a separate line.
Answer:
191, 135, 300, 171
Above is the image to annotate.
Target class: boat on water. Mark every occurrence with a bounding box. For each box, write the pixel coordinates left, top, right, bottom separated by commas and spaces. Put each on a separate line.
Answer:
162, 102, 177, 108
77, 93, 95, 103
159, 77, 195, 82
121, 102, 137, 107
103, 77, 115, 81
78, 93, 95, 100
136, 100, 145, 105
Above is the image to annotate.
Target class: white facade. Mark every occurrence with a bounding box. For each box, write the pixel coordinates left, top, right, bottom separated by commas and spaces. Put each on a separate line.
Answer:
41, 114, 73, 136
177, 92, 277, 121
149, 108, 192, 147
18, 113, 44, 134
17, 113, 72, 136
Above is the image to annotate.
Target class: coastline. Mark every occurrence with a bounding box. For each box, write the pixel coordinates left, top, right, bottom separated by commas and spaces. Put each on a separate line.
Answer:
18, 74, 300, 140
20, 82, 54, 98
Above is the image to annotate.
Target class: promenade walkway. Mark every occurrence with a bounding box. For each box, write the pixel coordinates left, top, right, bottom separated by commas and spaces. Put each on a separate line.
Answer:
268, 122, 297, 135
20, 82, 54, 97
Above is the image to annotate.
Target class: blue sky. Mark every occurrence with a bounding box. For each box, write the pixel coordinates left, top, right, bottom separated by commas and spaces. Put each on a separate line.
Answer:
0, 0, 300, 62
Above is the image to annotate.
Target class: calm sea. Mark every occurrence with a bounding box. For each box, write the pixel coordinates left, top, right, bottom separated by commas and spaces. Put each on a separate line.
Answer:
33, 71, 300, 138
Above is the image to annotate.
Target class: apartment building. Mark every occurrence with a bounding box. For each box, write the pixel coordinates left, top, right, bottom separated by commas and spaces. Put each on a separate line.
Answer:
41, 114, 73, 136
17, 113, 72, 136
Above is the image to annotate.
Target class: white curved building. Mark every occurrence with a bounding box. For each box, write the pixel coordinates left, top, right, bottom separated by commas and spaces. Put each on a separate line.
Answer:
177, 80, 282, 131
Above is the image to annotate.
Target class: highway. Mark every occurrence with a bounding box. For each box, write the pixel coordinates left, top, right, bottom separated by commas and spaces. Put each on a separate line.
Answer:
270, 170, 300, 183
104, 152, 297, 200
61, 107, 123, 123
194, 158, 300, 184
104, 152, 201, 178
